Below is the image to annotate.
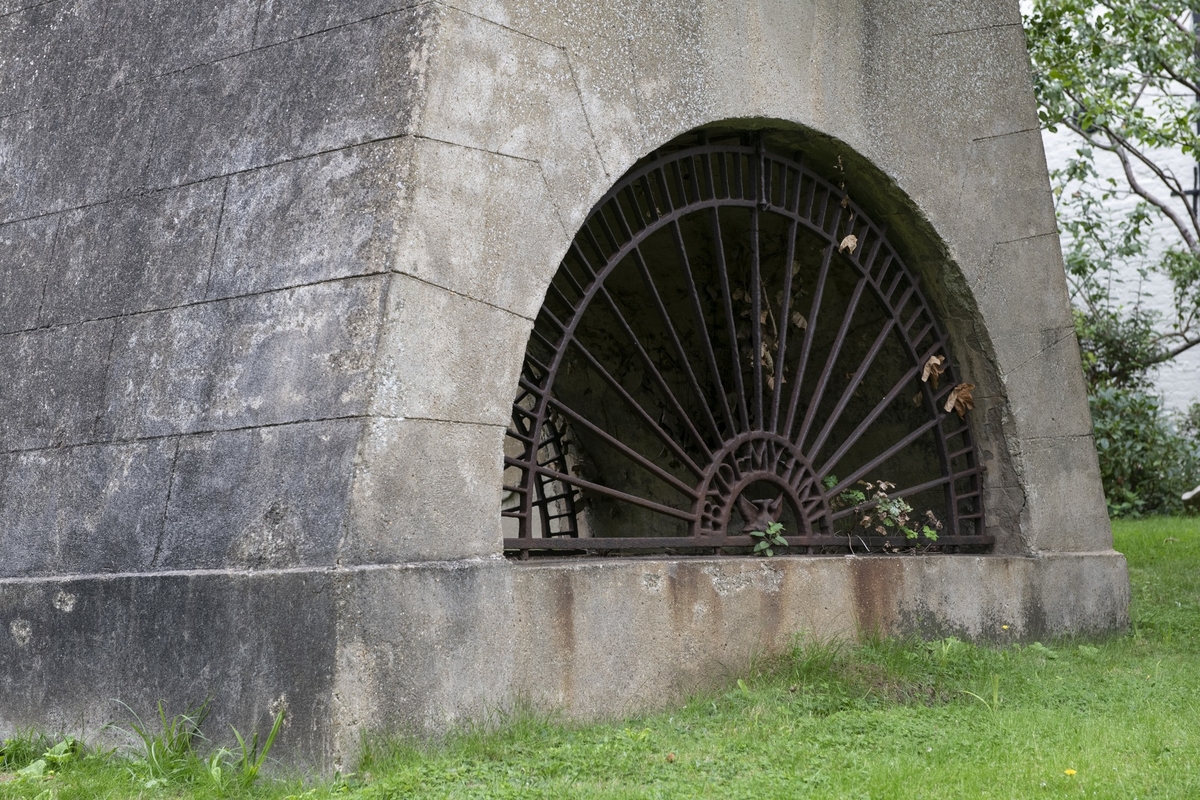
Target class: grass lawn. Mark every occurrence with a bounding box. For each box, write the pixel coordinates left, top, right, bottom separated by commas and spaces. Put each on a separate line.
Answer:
3, 517, 1198, 798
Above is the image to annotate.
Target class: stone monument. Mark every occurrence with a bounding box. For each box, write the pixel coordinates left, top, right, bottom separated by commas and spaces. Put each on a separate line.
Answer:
0, 0, 1128, 766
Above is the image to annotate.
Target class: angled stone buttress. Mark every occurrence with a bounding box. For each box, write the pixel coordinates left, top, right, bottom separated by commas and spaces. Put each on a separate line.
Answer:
0, 0, 1128, 767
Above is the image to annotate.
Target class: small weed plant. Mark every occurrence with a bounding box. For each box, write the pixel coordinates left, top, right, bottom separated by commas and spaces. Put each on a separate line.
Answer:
0, 735, 80, 792
825, 476, 943, 549
115, 700, 289, 796
0, 699, 295, 796
117, 698, 211, 785
749, 521, 787, 556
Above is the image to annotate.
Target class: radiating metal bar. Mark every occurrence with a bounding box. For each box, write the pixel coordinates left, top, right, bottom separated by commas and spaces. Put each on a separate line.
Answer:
528, 464, 695, 522
782, 243, 835, 439
750, 202, 764, 429
794, 275, 868, 452
708, 204, 750, 432
592, 283, 714, 459
826, 415, 944, 497
815, 343, 939, 477
769, 216, 800, 432
669, 217, 737, 436
806, 317, 897, 460
560, 339, 704, 477
628, 243, 724, 445
542, 394, 700, 499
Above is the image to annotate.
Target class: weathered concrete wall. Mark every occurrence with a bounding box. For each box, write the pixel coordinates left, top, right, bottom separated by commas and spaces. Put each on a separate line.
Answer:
507, 553, 1129, 718
0, 0, 1126, 768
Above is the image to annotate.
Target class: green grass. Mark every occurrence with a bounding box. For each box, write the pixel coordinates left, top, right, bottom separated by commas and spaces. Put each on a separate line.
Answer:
3, 517, 1198, 799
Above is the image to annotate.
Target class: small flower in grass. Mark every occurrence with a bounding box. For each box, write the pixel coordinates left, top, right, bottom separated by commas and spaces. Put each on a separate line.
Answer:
1001, 624, 1009, 630
1064, 769, 1076, 776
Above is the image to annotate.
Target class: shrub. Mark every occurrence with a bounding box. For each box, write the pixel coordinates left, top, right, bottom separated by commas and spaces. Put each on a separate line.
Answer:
1089, 387, 1200, 517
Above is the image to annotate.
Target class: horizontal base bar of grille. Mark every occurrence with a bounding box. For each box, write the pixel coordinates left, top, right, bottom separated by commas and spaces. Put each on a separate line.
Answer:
504, 534, 994, 552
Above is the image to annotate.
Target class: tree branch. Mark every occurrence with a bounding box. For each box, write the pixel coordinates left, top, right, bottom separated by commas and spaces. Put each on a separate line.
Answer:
1107, 132, 1200, 251
1159, 333, 1200, 362
1102, 127, 1189, 197
1061, 118, 1119, 153
1153, 56, 1200, 97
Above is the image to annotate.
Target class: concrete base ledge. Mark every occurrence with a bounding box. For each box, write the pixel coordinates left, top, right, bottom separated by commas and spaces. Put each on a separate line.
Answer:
507, 552, 1130, 718
0, 552, 1128, 767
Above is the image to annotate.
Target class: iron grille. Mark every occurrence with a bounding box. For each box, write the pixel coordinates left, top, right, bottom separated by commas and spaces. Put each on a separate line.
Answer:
503, 132, 989, 556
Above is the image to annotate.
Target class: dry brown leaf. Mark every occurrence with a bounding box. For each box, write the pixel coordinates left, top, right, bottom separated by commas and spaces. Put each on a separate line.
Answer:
760, 343, 775, 373
840, 194, 850, 209
791, 312, 807, 330
921, 354, 946, 389
912, 392, 923, 407
943, 383, 975, 418
838, 234, 858, 254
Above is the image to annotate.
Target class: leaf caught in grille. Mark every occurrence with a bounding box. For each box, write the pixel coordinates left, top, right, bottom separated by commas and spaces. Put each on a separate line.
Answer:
943, 383, 976, 418
922, 355, 946, 390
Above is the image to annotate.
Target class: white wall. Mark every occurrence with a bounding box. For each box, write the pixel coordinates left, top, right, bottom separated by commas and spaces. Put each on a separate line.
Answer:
1042, 129, 1200, 412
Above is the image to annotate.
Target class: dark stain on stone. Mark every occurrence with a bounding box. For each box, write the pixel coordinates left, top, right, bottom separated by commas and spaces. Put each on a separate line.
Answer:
758, 568, 784, 647
664, 564, 690, 632
852, 559, 900, 637
553, 571, 576, 703
264, 501, 288, 525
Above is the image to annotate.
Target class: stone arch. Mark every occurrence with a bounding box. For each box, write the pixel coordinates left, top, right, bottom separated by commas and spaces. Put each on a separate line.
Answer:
353, 4, 1109, 565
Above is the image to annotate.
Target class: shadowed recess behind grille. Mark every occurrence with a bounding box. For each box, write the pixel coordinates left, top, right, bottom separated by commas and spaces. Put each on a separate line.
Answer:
503, 132, 988, 556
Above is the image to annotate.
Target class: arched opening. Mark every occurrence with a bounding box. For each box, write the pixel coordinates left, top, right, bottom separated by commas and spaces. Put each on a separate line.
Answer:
503, 130, 990, 556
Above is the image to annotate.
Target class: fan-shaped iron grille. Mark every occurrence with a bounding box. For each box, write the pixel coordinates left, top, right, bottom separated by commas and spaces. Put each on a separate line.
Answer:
503, 134, 989, 556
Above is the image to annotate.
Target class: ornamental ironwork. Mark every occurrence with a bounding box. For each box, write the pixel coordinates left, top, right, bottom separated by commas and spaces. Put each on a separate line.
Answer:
503, 132, 988, 556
